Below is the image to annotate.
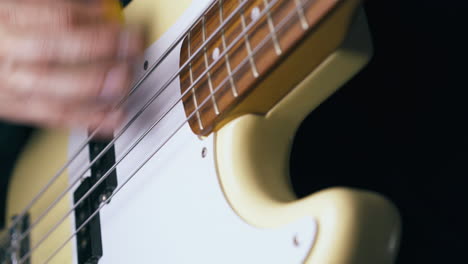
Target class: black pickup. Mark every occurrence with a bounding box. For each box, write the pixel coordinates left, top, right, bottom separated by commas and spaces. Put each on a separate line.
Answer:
73, 139, 118, 264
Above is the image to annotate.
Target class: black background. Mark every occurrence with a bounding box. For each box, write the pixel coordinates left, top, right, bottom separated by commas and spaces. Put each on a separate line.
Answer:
291, 1, 467, 263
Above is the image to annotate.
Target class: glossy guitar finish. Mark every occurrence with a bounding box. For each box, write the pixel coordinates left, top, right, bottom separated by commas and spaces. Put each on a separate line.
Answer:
4, 0, 400, 263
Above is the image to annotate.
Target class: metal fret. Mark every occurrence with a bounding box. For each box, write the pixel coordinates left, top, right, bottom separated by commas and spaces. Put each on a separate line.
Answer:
187, 32, 204, 130
238, 0, 259, 78
263, 0, 282, 55
294, 0, 309, 30
219, 0, 239, 97
202, 16, 221, 115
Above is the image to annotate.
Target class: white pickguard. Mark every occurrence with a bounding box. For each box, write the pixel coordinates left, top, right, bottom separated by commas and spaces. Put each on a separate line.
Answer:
68, 1, 317, 263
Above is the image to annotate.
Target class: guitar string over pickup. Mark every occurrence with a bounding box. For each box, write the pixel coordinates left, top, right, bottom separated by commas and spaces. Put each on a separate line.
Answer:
73, 138, 119, 264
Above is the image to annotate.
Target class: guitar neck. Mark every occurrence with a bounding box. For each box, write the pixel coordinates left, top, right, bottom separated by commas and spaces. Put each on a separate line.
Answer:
178, 0, 347, 136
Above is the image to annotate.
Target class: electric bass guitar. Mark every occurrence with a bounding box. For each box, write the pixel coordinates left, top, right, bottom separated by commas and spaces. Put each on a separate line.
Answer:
1, 0, 401, 263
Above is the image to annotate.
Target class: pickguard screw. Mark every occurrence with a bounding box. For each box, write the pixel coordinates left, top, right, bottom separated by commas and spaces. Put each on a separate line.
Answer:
143, 60, 149, 71
202, 147, 208, 158
293, 234, 301, 247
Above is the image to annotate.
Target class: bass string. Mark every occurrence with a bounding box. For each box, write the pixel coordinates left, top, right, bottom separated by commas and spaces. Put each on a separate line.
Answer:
6, 0, 256, 236
22, 0, 315, 262
13, 0, 285, 253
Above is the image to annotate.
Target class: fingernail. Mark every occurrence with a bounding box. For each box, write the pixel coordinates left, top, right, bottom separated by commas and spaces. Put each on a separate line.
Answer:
118, 29, 143, 59
101, 64, 129, 99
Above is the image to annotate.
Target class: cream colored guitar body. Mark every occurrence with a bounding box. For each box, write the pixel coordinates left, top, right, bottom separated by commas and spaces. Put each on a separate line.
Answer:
3, 1, 400, 263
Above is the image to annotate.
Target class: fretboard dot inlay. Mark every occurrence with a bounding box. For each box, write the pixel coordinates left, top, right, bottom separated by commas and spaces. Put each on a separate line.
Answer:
251, 7, 261, 21
212, 47, 221, 61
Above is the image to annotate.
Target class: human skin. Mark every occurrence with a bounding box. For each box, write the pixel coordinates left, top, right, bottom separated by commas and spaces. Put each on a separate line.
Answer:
0, 0, 145, 135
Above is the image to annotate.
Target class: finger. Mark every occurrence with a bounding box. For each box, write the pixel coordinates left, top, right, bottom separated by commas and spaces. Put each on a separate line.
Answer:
0, 0, 112, 30
0, 94, 124, 134
1, 61, 134, 103
0, 23, 144, 64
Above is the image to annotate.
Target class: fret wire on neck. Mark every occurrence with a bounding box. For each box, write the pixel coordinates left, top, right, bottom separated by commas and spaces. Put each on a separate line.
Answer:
238, 0, 260, 78
295, 0, 310, 30
263, 0, 283, 55
219, 0, 239, 98
202, 15, 221, 115
187, 32, 205, 130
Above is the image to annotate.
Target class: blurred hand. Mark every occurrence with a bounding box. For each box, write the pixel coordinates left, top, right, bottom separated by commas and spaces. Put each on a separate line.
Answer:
0, 0, 144, 134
